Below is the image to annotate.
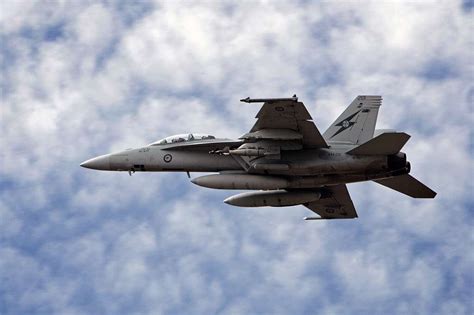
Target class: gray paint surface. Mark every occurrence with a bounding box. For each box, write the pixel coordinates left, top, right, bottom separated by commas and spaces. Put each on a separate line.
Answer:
81, 95, 436, 219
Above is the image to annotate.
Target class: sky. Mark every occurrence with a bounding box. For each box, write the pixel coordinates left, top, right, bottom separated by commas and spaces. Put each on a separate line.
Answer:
0, 1, 473, 314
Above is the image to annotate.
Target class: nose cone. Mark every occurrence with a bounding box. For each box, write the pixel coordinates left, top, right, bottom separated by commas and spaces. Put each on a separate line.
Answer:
80, 154, 111, 170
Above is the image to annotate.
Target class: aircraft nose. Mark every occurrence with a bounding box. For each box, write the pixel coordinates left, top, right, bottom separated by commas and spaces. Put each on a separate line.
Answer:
80, 154, 111, 170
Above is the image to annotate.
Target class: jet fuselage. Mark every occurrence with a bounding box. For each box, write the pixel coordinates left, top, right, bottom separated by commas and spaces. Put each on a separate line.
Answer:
80, 95, 435, 220
81, 142, 409, 189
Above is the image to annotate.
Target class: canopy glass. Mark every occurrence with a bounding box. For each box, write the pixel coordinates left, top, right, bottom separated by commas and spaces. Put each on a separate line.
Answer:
148, 133, 216, 146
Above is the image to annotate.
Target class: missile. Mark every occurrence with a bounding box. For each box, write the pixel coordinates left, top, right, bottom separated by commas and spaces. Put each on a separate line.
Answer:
191, 174, 289, 190
240, 95, 298, 103
209, 147, 230, 155
210, 148, 270, 157
304, 217, 326, 220
304, 216, 353, 221
224, 190, 321, 207
228, 148, 266, 157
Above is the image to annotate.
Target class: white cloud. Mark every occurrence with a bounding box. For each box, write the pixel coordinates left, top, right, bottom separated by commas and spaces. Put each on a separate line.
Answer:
72, 3, 116, 50
1, 1, 472, 314
335, 250, 391, 300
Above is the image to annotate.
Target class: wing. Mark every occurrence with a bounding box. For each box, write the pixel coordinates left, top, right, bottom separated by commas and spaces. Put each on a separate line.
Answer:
241, 99, 328, 148
304, 184, 358, 220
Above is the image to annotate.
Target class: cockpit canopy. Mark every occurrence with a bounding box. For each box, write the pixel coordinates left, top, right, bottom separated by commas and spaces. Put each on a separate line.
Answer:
148, 133, 216, 146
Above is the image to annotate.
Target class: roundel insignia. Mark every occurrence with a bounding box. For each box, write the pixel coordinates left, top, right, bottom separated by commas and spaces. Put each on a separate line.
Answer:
163, 154, 172, 163
342, 120, 350, 128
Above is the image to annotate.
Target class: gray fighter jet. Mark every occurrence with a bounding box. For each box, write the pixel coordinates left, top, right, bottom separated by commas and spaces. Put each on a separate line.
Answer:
81, 95, 436, 220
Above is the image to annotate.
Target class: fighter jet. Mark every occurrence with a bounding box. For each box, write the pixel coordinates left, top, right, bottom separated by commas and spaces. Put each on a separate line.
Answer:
81, 95, 436, 220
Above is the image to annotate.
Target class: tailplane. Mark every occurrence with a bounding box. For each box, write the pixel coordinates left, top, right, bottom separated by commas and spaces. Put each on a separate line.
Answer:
323, 95, 382, 145
346, 132, 410, 155
374, 174, 437, 198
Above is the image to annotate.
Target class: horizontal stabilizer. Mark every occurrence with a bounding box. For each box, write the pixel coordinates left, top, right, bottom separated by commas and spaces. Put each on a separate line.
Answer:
374, 174, 436, 198
347, 132, 410, 155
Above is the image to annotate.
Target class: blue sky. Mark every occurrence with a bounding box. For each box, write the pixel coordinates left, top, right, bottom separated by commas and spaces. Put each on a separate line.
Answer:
1, 1, 473, 314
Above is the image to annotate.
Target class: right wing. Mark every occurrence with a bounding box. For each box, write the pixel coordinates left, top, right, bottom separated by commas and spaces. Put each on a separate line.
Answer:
304, 184, 358, 220
241, 97, 328, 148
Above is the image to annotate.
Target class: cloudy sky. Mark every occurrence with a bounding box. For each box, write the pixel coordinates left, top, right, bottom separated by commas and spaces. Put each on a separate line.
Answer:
1, 1, 473, 314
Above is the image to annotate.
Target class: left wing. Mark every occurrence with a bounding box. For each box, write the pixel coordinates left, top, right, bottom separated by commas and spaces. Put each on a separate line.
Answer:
240, 97, 328, 148
304, 184, 358, 220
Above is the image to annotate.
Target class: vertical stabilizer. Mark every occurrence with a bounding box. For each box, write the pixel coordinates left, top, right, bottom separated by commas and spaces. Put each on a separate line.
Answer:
323, 95, 382, 145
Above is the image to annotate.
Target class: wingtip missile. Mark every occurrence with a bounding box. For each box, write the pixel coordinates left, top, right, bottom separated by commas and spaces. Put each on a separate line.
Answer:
240, 95, 298, 103
304, 216, 356, 221
304, 216, 325, 221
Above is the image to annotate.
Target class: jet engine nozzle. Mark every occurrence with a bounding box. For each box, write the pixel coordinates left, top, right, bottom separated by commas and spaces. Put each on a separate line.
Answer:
387, 152, 407, 170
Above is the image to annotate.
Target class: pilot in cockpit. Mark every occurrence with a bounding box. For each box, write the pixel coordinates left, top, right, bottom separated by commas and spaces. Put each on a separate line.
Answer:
172, 136, 185, 143
149, 133, 216, 146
